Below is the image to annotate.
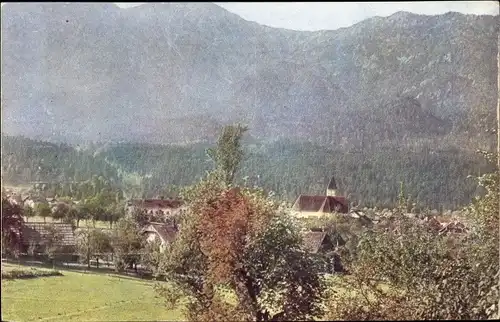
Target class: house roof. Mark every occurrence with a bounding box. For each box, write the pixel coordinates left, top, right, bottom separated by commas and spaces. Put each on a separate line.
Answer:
303, 231, 328, 254
303, 230, 345, 253
439, 221, 468, 235
142, 222, 178, 244
74, 227, 112, 236
22, 222, 76, 246
293, 195, 349, 214
424, 216, 444, 232
324, 196, 349, 213
327, 176, 337, 190
128, 199, 183, 210
349, 211, 374, 226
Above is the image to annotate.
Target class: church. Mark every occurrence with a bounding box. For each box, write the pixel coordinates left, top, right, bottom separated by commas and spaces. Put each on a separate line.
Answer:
292, 176, 349, 218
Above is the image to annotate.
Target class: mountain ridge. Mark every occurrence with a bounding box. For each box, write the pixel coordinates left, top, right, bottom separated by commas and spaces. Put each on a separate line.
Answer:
1, 3, 497, 146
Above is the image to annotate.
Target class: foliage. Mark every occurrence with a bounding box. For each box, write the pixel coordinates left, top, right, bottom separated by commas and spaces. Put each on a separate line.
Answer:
106, 140, 491, 210
206, 123, 248, 185
22, 205, 35, 222
111, 217, 144, 272
34, 202, 51, 223
462, 150, 499, 319
64, 206, 80, 226
466, 151, 499, 236
42, 224, 65, 262
2, 134, 492, 210
105, 201, 126, 228
301, 215, 366, 270
158, 179, 326, 321
1, 266, 62, 280
1, 135, 123, 191
325, 160, 499, 320
80, 194, 113, 226
396, 181, 413, 214
1, 197, 25, 257
160, 125, 327, 321
52, 202, 70, 222
129, 207, 153, 228
141, 238, 164, 277
75, 226, 112, 268
73, 203, 91, 227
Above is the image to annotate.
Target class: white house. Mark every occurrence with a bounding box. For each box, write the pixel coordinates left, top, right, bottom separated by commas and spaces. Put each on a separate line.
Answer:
141, 222, 178, 251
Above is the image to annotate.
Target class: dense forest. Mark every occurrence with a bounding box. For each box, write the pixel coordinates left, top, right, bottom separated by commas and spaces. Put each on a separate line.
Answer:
2, 134, 492, 210
1, 135, 122, 184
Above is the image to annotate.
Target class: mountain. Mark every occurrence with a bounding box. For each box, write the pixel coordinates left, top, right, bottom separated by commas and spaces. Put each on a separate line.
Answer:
1, 3, 498, 146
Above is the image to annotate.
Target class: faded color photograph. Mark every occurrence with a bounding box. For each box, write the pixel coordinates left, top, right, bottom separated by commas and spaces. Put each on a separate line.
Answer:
1, 2, 499, 321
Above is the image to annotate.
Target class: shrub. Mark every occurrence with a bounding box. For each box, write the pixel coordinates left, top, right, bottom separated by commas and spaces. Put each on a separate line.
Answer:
1, 266, 63, 280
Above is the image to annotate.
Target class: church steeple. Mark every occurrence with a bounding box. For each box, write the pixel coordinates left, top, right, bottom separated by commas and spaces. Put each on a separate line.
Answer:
327, 176, 338, 196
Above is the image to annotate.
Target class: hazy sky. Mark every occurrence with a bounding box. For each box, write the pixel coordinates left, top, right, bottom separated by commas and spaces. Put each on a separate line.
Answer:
1, 2, 497, 30
115, 1, 499, 31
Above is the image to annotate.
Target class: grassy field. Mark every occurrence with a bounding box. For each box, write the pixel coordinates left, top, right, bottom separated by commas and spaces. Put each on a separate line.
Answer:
1, 262, 383, 321
1, 263, 182, 321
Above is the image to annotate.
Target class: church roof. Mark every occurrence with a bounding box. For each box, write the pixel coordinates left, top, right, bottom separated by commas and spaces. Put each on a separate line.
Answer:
292, 195, 349, 214
294, 195, 328, 212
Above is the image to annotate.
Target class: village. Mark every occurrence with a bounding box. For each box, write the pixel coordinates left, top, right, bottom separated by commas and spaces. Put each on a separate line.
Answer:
2, 174, 469, 276
1, 131, 495, 322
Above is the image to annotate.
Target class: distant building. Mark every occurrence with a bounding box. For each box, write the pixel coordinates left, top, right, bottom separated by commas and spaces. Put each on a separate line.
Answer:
30, 182, 49, 191
302, 230, 345, 253
302, 229, 345, 273
348, 210, 374, 227
421, 216, 468, 235
21, 222, 76, 254
126, 198, 185, 217
292, 175, 349, 218
141, 222, 178, 251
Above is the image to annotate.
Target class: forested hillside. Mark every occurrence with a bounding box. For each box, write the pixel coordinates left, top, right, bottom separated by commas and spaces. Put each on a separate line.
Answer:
1, 135, 122, 185
101, 140, 492, 210
2, 134, 491, 210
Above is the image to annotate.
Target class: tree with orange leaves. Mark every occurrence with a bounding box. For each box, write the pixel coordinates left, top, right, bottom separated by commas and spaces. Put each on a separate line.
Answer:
158, 179, 325, 321
156, 125, 326, 321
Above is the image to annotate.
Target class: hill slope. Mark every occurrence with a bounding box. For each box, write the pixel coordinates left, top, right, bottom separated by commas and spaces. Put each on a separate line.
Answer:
3, 133, 490, 210
1, 3, 497, 145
